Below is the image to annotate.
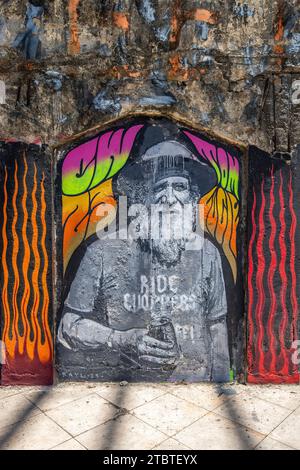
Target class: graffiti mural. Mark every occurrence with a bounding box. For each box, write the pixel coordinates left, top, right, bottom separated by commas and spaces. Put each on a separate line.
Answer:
0, 143, 53, 385
247, 146, 300, 384
56, 117, 243, 382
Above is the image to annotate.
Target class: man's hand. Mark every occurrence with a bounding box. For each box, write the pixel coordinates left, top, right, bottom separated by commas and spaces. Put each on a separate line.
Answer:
111, 328, 179, 367
137, 334, 179, 365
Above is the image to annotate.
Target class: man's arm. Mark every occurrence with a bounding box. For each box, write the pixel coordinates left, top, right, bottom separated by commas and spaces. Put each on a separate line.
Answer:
58, 312, 146, 351
58, 241, 180, 361
58, 311, 177, 368
58, 242, 147, 352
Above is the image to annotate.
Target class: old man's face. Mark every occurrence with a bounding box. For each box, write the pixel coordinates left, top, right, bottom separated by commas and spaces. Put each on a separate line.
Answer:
153, 176, 191, 207
148, 175, 196, 265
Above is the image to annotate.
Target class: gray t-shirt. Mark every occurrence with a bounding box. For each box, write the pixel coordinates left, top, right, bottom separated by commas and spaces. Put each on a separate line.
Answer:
60, 235, 229, 381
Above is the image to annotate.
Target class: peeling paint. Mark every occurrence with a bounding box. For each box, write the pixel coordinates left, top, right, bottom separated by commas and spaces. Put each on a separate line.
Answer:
93, 89, 122, 114
233, 3, 255, 20
154, 23, 171, 44
195, 21, 209, 41
99, 43, 112, 57
68, 0, 80, 55
13, 1, 44, 59
193, 9, 217, 25
135, 0, 156, 24
45, 71, 63, 92
113, 12, 129, 31
274, 12, 284, 54
243, 45, 270, 76
287, 33, 300, 55
168, 54, 189, 81
139, 95, 176, 106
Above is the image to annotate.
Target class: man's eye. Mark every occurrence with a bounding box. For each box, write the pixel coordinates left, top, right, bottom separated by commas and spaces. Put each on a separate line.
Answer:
173, 183, 187, 191
154, 183, 167, 192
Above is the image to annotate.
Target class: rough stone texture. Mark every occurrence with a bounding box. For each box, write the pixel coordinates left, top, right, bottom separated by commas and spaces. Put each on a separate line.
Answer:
0, 0, 299, 152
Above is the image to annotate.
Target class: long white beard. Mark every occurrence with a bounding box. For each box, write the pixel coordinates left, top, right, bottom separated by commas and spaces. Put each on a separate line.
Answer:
149, 207, 194, 265
150, 237, 186, 265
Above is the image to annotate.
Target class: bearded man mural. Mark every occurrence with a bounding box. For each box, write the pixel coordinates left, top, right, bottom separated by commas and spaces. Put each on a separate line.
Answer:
57, 125, 230, 382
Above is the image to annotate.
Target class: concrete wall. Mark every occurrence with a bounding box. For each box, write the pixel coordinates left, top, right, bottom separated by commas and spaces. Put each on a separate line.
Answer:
0, 0, 299, 384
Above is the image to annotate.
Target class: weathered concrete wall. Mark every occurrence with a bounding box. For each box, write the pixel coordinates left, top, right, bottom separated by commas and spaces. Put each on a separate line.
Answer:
0, 1, 299, 384
0, 0, 299, 151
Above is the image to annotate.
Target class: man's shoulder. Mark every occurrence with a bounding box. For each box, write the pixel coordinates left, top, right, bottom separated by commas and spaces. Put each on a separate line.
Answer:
182, 237, 221, 276
203, 237, 221, 258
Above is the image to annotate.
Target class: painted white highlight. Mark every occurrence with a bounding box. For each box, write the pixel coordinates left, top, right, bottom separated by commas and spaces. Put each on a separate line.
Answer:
0, 340, 6, 364
291, 340, 300, 365
291, 80, 300, 105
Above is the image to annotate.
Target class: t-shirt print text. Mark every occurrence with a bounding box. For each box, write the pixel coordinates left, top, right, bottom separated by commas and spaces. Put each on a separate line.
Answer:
123, 274, 197, 313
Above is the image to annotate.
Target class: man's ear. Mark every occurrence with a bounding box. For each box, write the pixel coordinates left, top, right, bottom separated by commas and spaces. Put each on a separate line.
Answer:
190, 185, 200, 199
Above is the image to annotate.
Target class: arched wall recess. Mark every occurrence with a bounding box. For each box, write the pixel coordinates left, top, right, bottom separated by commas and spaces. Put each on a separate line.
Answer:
54, 114, 246, 383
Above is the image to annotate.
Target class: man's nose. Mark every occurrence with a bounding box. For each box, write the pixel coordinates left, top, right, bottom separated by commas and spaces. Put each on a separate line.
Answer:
165, 185, 177, 205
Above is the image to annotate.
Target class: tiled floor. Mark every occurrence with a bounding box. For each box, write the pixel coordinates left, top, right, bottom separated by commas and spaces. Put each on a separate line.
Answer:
0, 382, 299, 450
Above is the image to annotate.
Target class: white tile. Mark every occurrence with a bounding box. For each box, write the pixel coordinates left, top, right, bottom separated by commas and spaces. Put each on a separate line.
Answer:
45, 393, 118, 436
255, 436, 295, 450
133, 393, 207, 436
77, 413, 166, 450
175, 413, 265, 450
0, 386, 24, 399
0, 394, 41, 430
25, 386, 92, 411
170, 384, 236, 411
153, 438, 191, 450
214, 391, 291, 434
270, 407, 300, 449
0, 414, 70, 450
96, 383, 166, 410
245, 384, 300, 411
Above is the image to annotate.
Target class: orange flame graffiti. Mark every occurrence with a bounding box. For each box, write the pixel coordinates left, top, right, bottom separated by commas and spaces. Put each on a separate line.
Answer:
1, 155, 53, 366
20, 153, 31, 355
39, 173, 52, 363
200, 187, 239, 282
11, 159, 20, 353
29, 163, 41, 360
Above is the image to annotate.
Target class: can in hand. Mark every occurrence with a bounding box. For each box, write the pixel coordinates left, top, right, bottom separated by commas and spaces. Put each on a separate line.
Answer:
149, 317, 176, 343
146, 317, 179, 370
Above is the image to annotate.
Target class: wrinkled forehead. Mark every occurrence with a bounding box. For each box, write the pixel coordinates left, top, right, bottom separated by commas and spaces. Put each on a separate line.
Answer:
153, 175, 190, 189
